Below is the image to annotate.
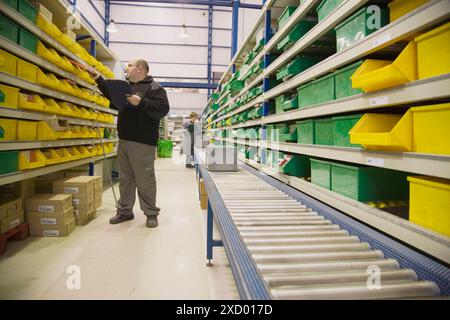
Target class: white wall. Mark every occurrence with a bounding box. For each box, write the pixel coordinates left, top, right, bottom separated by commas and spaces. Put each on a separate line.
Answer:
76, 0, 105, 40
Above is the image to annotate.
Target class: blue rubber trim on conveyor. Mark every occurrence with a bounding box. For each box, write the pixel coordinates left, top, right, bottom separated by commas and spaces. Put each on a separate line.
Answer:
199, 164, 272, 300
241, 162, 450, 296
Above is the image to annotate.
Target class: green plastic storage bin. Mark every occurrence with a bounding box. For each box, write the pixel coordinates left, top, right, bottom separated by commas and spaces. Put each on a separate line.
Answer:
296, 119, 315, 144
310, 158, 332, 189
0, 13, 19, 44
314, 118, 333, 145
316, 0, 341, 22
18, 0, 37, 24
276, 56, 322, 81
277, 20, 316, 52
18, 28, 38, 53
335, 6, 389, 52
332, 114, 362, 147
334, 61, 364, 99
280, 126, 297, 142
4, 0, 18, 9
279, 154, 311, 177
297, 73, 335, 108
282, 94, 299, 112
0, 150, 18, 175
331, 163, 409, 201
278, 6, 297, 29
211, 92, 219, 101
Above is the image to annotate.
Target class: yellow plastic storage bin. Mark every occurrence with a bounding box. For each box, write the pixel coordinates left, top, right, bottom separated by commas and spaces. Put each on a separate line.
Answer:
69, 126, 81, 138
36, 13, 61, 39
58, 56, 77, 74
57, 33, 75, 49
80, 126, 90, 138
18, 93, 47, 112
351, 41, 418, 92
349, 113, 412, 151
37, 69, 60, 89
0, 48, 18, 76
415, 22, 450, 80
37, 41, 63, 65
59, 79, 75, 95
18, 149, 47, 169
388, 0, 429, 22
37, 121, 57, 140
411, 103, 450, 155
86, 145, 97, 157
0, 84, 20, 109
0, 118, 17, 140
17, 120, 38, 140
53, 148, 71, 162
17, 58, 38, 83
66, 147, 81, 161
95, 144, 104, 155
55, 129, 73, 140
43, 98, 63, 114
75, 145, 91, 158
408, 176, 450, 237
42, 149, 61, 165
58, 102, 77, 117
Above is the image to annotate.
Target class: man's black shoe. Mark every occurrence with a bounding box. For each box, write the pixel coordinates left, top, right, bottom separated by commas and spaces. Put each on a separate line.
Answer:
110, 213, 134, 224
186, 164, 194, 168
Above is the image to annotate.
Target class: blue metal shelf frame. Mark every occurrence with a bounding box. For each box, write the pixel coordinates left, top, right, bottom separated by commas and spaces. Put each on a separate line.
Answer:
240, 162, 450, 296
111, 0, 262, 10
207, 5, 213, 97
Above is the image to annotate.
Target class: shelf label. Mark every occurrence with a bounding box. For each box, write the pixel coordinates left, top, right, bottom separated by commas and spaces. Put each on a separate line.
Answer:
73, 199, 80, 205
65, 187, 79, 193
38, 205, 54, 212
372, 34, 391, 48
41, 218, 57, 225
9, 219, 20, 229
367, 157, 384, 167
43, 230, 60, 237
370, 96, 388, 106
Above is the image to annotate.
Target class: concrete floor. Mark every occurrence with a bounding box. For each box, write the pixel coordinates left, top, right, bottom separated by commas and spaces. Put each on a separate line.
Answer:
0, 153, 238, 300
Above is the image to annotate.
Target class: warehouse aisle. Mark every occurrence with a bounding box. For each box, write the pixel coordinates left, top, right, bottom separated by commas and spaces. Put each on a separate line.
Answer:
0, 153, 238, 300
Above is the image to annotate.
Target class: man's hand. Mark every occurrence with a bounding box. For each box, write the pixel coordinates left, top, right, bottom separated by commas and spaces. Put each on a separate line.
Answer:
127, 94, 141, 106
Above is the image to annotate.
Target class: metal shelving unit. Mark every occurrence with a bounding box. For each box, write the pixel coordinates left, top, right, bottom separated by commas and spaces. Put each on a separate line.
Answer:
0, 1, 110, 78
0, 138, 119, 151
204, 0, 450, 265
0, 72, 117, 115
0, 151, 117, 186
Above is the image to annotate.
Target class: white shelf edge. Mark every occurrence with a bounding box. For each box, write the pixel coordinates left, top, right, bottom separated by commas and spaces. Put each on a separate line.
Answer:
218, 138, 450, 180
0, 72, 117, 115
0, 151, 117, 186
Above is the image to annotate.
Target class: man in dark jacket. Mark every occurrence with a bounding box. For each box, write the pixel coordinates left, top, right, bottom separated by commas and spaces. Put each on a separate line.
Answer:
95, 59, 170, 228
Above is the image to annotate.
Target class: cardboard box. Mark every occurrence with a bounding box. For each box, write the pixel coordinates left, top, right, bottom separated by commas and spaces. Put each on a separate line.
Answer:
72, 193, 95, 204
29, 217, 76, 237
26, 207, 74, 227
0, 179, 35, 199
0, 198, 23, 220
35, 3, 53, 22
73, 201, 95, 217
95, 196, 102, 209
25, 194, 72, 213
200, 194, 208, 210
199, 180, 206, 197
75, 209, 96, 226
1, 210, 24, 234
53, 176, 96, 195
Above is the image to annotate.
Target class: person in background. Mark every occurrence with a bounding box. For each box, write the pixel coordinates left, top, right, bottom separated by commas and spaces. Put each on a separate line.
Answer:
183, 112, 198, 168
93, 59, 170, 228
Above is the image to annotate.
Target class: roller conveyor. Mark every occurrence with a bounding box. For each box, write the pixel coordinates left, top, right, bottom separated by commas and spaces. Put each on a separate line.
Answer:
205, 168, 446, 299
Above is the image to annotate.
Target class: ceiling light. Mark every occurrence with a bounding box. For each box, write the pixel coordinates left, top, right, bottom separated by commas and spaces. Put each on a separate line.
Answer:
106, 20, 118, 33
178, 24, 189, 38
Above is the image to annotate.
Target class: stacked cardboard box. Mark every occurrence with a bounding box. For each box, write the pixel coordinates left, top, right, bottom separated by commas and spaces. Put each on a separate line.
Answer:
198, 178, 208, 210
25, 194, 75, 237
35, 172, 65, 194
0, 198, 24, 234
0, 179, 35, 199
53, 176, 97, 226
93, 176, 103, 209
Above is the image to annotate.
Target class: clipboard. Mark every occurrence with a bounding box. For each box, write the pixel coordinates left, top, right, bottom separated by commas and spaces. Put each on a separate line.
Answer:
103, 79, 133, 111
